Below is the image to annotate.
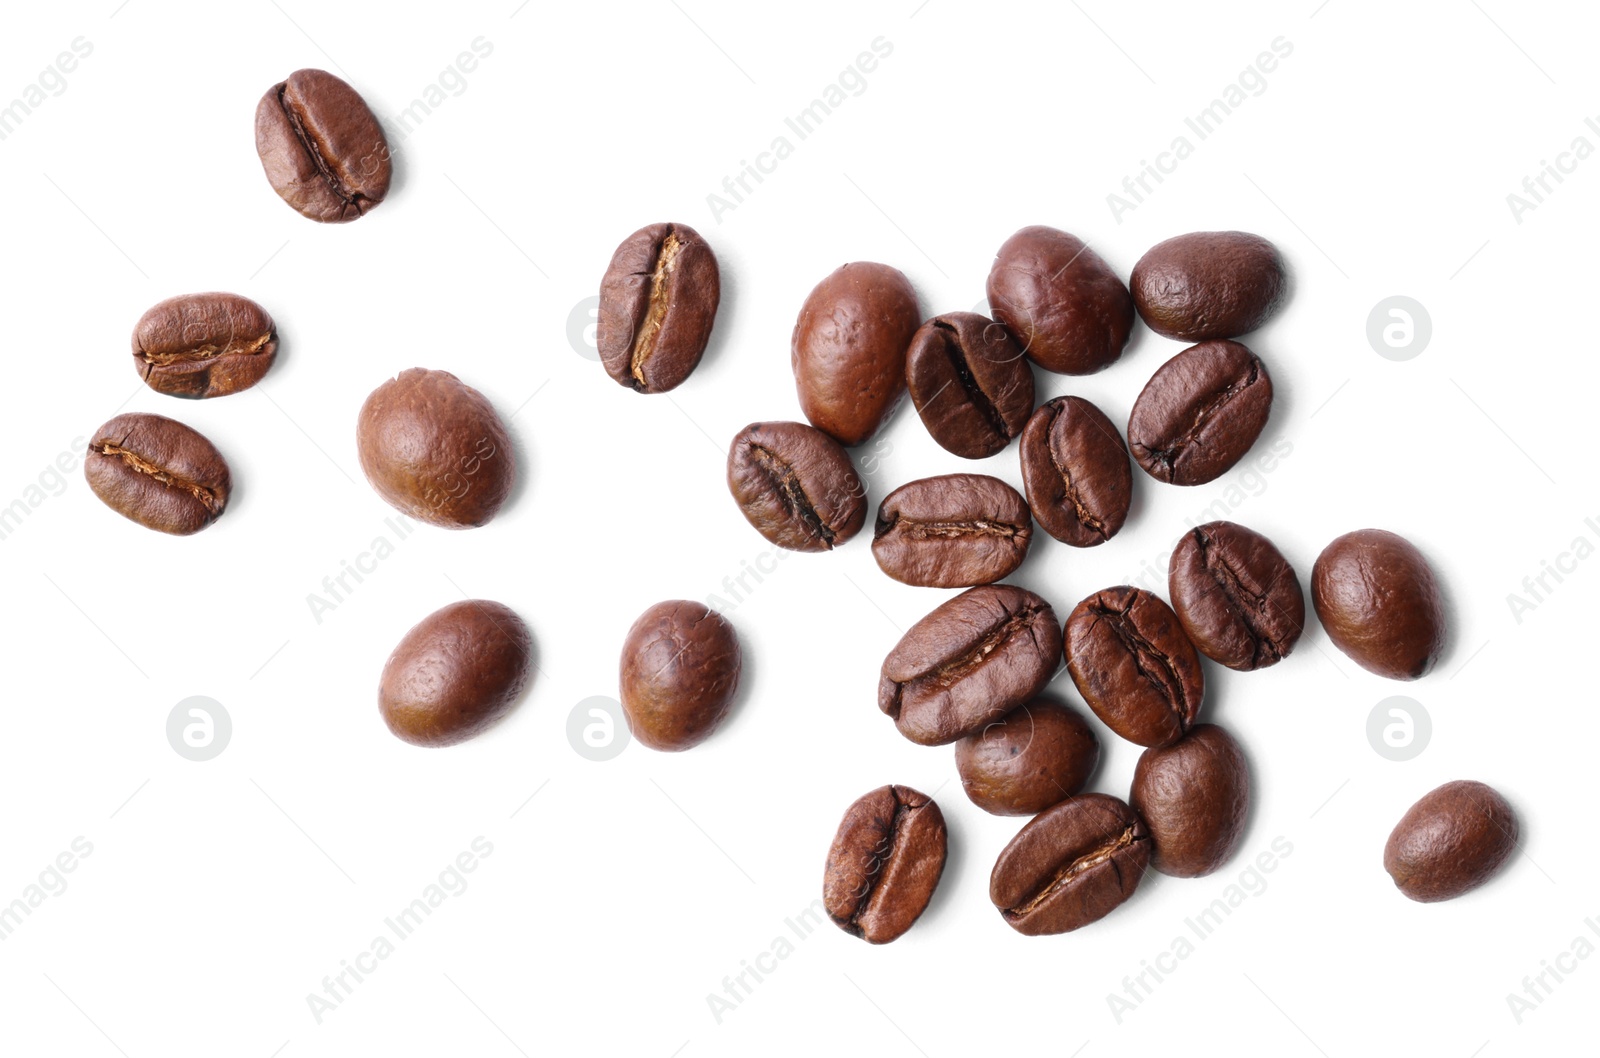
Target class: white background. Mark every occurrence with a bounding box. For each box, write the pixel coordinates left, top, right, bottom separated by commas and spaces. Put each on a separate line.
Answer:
0, 1, 1593, 1054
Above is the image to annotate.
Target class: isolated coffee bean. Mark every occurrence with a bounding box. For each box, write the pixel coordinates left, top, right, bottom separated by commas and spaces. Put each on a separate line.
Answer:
85, 413, 230, 535
619, 601, 741, 751
132, 293, 277, 399
879, 584, 1061, 746
872, 474, 1032, 588
378, 600, 533, 747
356, 368, 515, 529
1131, 231, 1287, 341
596, 222, 720, 393
1168, 520, 1304, 671
1018, 395, 1132, 547
254, 68, 390, 223
905, 311, 1034, 458
1127, 340, 1273, 486
1312, 529, 1446, 680
1065, 586, 1204, 748
792, 262, 920, 446
986, 226, 1134, 375
1130, 724, 1250, 877
990, 793, 1150, 935
726, 421, 866, 552
1385, 780, 1518, 902
823, 785, 947, 944
955, 698, 1099, 816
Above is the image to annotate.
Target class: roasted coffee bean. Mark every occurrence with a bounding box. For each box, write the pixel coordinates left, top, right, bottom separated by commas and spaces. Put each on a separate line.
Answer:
905, 312, 1034, 458
1130, 724, 1250, 877
132, 293, 276, 399
619, 601, 741, 751
955, 699, 1099, 816
872, 474, 1032, 588
356, 368, 515, 529
84, 412, 230, 535
1168, 520, 1304, 671
1385, 780, 1518, 902
1312, 529, 1446, 680
986, 226, 1134, 375
989, 793, 1150, 935
823, 785, 947, 944
378, 600, 533, 747
792, 262, 920, 446
254, 68, 390, 223
1065, 586, 1204, 748
1131, 231, 1287, 341
726, 421, 865, 552
1127, 340, 1273, 486
1018, 396, 1132, 547
879, 584, 1061, 746
596, 222, 720, 393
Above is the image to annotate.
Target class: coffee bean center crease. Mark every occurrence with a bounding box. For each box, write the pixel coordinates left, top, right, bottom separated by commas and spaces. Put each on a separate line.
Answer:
95, 442, 221, 512
1004, 824, 1143, 919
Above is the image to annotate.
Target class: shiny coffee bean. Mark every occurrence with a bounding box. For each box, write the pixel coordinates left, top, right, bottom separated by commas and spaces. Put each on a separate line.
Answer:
1385, 780, 1518, 902
986, 226, 1134, 375
1130, 724, 1250, 877
905, 311, 1034, 458
133, 293, 277, 399
1018, 395, 1132, 547
792, 262, 920, 446
1168, 520, 1304, 671
254, 68, 390, 223
989, 793, 1150, 935
84, 412, 230, 535
726, 421, 866, 552
823, 785, 947, 944
872, 474, 1032, 588
1131, 231, 1287, 341
619, 601, 741, 751
1127, 340, 1273, 486
1312, 529, 1445, 680
378, 599, 533, 747
955, 698, 1099, 816
596, 222, 720, 393
1065, 586, 1204, 748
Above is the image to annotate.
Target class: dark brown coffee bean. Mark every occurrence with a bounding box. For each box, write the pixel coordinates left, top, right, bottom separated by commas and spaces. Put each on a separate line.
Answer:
1130, 724, 1250, 877
1127, 340, 1273, 486
1312, 529, 1446, 680
879, 585, 1062, 746
986, 226, 1134, 375
1065, 586, 1204, 748
823, 785, 947, 944
955, 699, 1099, 816
1385, 780, 1518, 902
1018, 396, 1132, 547
133, 293, 277, 399
1131, 231, 1287, 341
872, 474, 1031, 588
356, 368, 515, 529
84, 413, 230, 535
254, 68, 390, 223
726, 421, 865, 552
905, 312, 1034, 458
596, 222, 720, 393
619, 601, 741, 752
792, 262, 919, 446
1168, 521, 1304, 671
989, 793, 1150, 935
378, 599, 533, 747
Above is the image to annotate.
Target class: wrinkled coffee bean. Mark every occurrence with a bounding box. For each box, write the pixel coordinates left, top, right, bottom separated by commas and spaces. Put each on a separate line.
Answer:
1385, 780, 1518, 902
1127, 340, 1273, 486
1131, 231, 1287, 341
596, 222, 720, 393
1168, 520, 1304, 671
955, 698, 1099, 816
132, 293, 277, 399
872, 474, 1032, 588
986, 226, 1134, 375
726, 421, 866, 552
1065, 586, 1204, 748
879, 584, 1061, 746
254, 68, 390, 223
1312, 529, 1446, 680
1130, 724, 1250, 877
905, 311, 1034, 458
989, 793, 1150, 935
378, 599, 533, 747
85, 412, 230, 535
792, 262, 920, 446
1018, 395, 1132, 547
619, 601, 741, 751
356, 368, 516, 529
823, 785, 947, 944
